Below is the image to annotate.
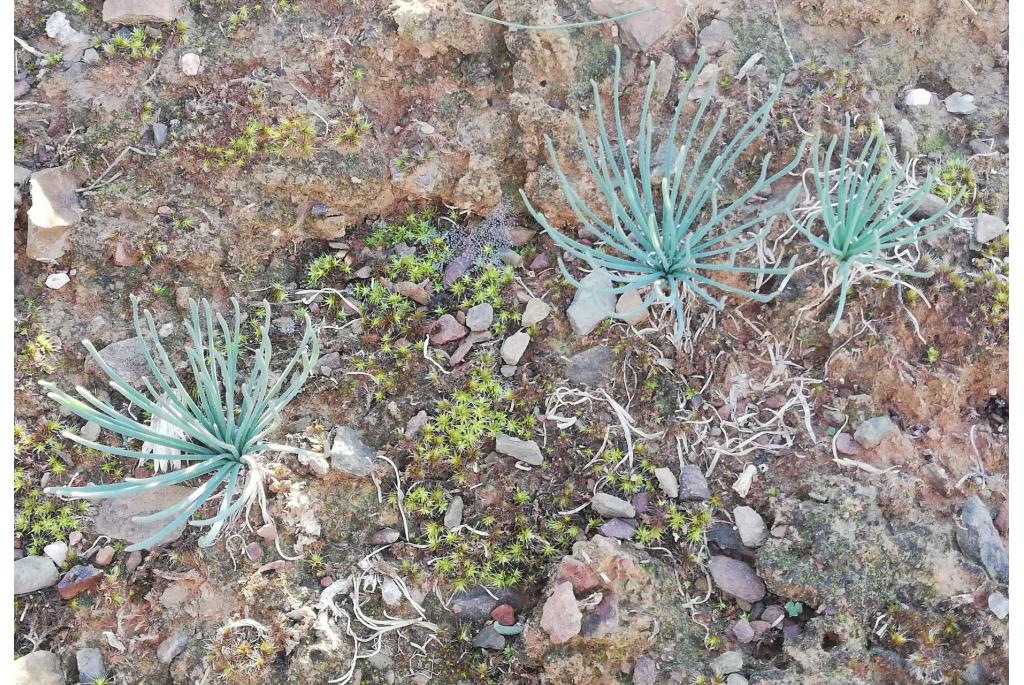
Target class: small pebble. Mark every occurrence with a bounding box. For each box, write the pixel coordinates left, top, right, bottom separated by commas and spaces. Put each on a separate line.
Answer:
94, 545, 115, 566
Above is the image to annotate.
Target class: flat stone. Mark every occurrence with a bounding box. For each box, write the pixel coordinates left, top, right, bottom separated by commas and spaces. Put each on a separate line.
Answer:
430, 314, 467, 344
555, 556, 600, 594
707, 522, 745, 553
13, 650, 65, 685
835, 432, 862, 455
727, 675, 750, 685
381, 577, 402, 605
396, 280, 430, 305
521, 298, 551, 327
567, 269, 615, 336
678, 464, 710, 501
405, 410, 428, 438
710, 650, 743, 675
179, 52, 200, 76
80, 421, 101, 442
94, 485, 193, 546
590, 0, 689, 51
654, 467, 678, 498
904, 88, 935, 107
708, 555, 765, 602
599, 518, 637, 539
94, 545, 115, 566
369, 528, 400, 545
632, 655, 657, 685
761, 604, 785, 626
591, 492, 636, 518
853, 415, 897, 449
699, 19, 733, 54
450, 588, 523, 621
27, 166, 81, 261
44, 541, 69, 566
734, 506, 768, 547
975, 213, 1007, 244
732, 617, 755, 643
473, 624, 506, 650
82, 48, 99, 63
500, 331, 530, 365
540, 581, 582, 644
46, 11, 88, 46
909, 193, 948, 219
85, 337, 150, 387
126, 550, 143, 573
76, 647, 106, 684
465, 303, 493, 331
495, 433, 543, 465
944, 92, 977, 114
443, 496, 464, 530
988, 591, 1008, 619
615, 289, 649, 325
969, 138, 994, 154
57, 564, 103, 599
157, 629, 189, 663
329, 426, 375, 476
14, 165, 32, 186
14, 555, 59, 594
956, 495, 1008, 582
566, 345, 615, 387
103, 0, 183, 24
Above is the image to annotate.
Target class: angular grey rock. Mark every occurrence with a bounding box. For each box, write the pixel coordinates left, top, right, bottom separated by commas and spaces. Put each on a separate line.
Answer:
896, 118, 918, 157
27, 166, 81, 261
405, 410, 428, 438
82, 48, 99, 63
909, 193, 948, 220
152, 122, 168, 147
465, 303, 493, 332
654, 467, 678, 498
975, 213, 1007, 244
710, 650, 743, 675
450, 588, 523, 621
329, 426, 375, 476
727, 675, 750, 685
500, 331, 530, 365
94, 485, 194, 545
79, 421, 101, 442
103, 0, 183, 24
732, 617, 755, 643
944, 92, 977, 114
988, 591, 1008, 620
495, 433, 543, 465
904, 88, 935, 107
632, 655, 657, 685
381, 576, 403, 606
14, 164, 32, 186
43, 541, 68, 567
733, 506, 768, 547
708, 555, 765, 602
540, 581, 582, 644
298, 450, 330, 477
853, 415, 897, 449
157, 629, 189, 663
566, 345, 615, 387
85, 337, 149, 387
699, 19, 733, 54
567, 269, 615, 336
46, 11, 88, 47
678, 464, 710, 501
521, 298, 551, 327
968, 138, 994, 154
444, 496, 464, 530
599, 518, 637, 539
14, 555, 60, 594
13, 650, 65, 685
956, 496, 1009, 582
76, 647, 106, 684
590, 492, 636, 518
473, 624, 506, 650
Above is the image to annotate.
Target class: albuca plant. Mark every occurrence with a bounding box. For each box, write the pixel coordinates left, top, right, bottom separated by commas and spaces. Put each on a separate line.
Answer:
795, 117, 959, 332
520, 45, 805, 341
42, 296, 320, 551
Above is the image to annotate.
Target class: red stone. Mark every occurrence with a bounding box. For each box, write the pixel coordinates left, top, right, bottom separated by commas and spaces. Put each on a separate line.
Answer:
490, 603, 515, 626
555, 556, 600, 594
58, 565, 103, 599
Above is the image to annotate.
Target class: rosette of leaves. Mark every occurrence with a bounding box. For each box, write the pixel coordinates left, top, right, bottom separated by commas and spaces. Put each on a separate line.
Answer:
520, 45, 805, 341
42, 295, 319, 551
795, 117, 960, 332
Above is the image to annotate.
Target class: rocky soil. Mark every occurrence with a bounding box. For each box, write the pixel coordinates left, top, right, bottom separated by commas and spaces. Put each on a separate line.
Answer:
12, 0, 1009, 684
